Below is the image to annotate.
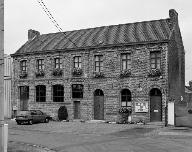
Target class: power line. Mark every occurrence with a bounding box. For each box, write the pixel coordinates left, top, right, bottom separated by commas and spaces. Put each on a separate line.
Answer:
37, 0, 77, 47
37, 0, 62, 32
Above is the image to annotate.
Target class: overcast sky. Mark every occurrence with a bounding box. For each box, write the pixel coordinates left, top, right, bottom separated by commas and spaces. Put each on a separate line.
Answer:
4, 0, 192, 84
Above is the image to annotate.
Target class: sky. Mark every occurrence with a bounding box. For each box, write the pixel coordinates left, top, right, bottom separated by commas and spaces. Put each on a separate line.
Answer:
4, 0, 192, 84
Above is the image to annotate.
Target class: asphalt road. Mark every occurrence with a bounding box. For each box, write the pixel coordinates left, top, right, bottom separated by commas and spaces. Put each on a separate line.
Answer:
7, 120, 192, 152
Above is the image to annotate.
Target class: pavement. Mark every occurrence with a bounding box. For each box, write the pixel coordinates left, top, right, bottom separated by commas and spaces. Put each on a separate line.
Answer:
5, 119, 192, 152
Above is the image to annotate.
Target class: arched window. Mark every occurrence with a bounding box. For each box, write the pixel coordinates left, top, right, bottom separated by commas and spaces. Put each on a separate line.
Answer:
36, 85, 46, 102
53, 85, 64, 102
150, 88, 162, 96
121, 89, 131, 107
94, 89, 104, 96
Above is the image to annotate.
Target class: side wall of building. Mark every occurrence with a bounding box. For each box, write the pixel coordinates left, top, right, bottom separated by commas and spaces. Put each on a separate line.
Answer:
168, 9, 185, 103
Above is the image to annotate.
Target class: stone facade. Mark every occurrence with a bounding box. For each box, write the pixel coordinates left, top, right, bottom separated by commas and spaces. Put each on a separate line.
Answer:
12, 43, 168, 122
11, 9, 185, 124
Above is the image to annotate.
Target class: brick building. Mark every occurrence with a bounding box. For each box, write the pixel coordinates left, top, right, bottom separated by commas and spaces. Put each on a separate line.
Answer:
11, 9, 185, 124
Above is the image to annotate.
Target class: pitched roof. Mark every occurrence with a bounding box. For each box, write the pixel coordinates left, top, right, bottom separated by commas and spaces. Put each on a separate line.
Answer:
14, 18, 172, 55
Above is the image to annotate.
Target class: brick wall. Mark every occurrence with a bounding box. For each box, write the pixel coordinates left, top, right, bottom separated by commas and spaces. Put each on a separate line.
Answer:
12, 43, 169, 123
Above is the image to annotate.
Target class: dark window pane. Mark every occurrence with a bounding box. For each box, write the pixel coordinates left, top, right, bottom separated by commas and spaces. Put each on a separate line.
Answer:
53, 85, 64, 102
121, 89, 131, 108
150, 51, 161, 69
72, 84, 83, 98
121, 53, 131, 70
36, 85, 46, 102
20, 60, 27, 71
95, 55, 103, 72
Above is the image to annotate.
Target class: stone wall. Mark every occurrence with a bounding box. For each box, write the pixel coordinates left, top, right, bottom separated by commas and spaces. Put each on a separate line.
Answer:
12, 43, 169, 123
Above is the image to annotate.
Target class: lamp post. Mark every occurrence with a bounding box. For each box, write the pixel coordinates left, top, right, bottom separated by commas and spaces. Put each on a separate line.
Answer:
0, 0, 5, 151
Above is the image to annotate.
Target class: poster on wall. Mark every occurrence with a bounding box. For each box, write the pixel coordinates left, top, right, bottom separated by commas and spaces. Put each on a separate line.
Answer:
135, 102, 148, 112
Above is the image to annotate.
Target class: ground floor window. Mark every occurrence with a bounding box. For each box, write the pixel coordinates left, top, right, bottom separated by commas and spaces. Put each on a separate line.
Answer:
121, 89, 131, 107
53, 85, 64, 102
36, 85, 46, 102
72, 84, 83, 98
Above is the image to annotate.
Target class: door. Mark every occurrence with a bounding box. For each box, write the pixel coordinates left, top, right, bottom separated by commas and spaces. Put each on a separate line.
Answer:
74, 101, 80, 119
150, 88, 162, 122
20, 86, 29, 110
94, 89, 104, 120
36, 110, 44, 122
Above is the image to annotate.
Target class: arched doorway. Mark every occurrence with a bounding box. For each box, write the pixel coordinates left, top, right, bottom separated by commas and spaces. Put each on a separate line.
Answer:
94, 89, 104, 120
150, 88, 162, 122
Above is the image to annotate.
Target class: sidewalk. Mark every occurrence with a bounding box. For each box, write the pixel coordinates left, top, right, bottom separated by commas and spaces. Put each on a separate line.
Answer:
8, 141, 55, 152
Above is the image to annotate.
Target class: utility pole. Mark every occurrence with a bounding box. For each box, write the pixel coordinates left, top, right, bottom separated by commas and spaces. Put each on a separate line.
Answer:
0, 0, 4, 151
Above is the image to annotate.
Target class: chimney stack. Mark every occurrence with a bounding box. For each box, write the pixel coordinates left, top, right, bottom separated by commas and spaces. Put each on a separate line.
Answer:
28, 29, 40, 40
169, 9, 178, 27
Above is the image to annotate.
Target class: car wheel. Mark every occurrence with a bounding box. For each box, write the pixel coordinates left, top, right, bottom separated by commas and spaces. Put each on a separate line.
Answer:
28, 120, 33, 125
44, 118, 49, 123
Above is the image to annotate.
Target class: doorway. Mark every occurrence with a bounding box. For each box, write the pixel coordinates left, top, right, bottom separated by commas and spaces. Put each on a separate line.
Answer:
74, 101, 80, 119
94, 89, 104, 120
20, 86, 29, 110
150, 88, 162, 122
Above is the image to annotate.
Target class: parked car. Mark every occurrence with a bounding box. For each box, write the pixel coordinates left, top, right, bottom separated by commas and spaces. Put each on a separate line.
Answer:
15, 110, 51, 125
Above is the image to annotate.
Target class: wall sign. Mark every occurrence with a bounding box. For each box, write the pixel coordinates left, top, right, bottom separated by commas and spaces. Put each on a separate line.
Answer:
135, 102, 148, 112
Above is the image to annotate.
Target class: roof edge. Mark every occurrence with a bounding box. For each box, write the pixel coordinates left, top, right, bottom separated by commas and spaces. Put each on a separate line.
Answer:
11, 40, 169, 57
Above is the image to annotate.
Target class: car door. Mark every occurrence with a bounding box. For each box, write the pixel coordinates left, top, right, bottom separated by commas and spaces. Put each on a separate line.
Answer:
31, 110, 38, 123
36, 110, 45, 122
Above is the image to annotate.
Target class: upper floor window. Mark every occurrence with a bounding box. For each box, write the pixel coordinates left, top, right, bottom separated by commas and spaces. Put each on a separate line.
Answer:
20, 60, 27, 71
53, 85, 64, 102
72, 84, 83, 98
37, 59, 44, 71
121, 53, 131, 70
150, 51, 161, 69
36, 85, 46, 102
74, 56, 81, 68
54, 58, 62, 69
95, 55, 103, 72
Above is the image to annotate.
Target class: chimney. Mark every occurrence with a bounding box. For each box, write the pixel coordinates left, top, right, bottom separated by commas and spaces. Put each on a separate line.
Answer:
28, 29, 40, 40
169, 9, 178, 25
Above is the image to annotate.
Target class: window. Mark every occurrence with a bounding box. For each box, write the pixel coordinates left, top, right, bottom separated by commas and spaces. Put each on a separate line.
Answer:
72, 84, 83, 98
95, 55, 103, 72
150, 51, 161, 69
36, 110, 43, 115
37, 59, 44, 71
74, 56, 81, 68
121, 89, 131, 107
53, 85, 64, 102
20, 60, 27, 71
36, 85, 46, 102
54, 58, 62, 69
121, 53, 131, 70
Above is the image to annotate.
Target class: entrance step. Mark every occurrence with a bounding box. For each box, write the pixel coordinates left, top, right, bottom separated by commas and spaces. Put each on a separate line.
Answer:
86, 120, 106, 123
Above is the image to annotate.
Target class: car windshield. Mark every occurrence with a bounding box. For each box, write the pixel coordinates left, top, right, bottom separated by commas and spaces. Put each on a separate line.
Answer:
17, 111, 30, 115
